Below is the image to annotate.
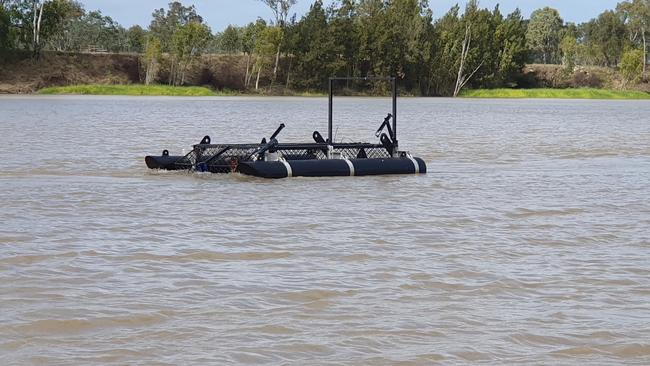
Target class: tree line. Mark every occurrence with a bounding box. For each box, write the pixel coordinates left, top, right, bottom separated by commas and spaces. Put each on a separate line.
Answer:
1, 0, 648, 95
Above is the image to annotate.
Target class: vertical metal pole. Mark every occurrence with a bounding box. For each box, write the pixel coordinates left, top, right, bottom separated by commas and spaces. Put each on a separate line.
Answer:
392, 77, 397, 146
328, 78, 333, 144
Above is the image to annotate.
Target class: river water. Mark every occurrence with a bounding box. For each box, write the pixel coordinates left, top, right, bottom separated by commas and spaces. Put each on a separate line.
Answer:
0, 96, 649, 365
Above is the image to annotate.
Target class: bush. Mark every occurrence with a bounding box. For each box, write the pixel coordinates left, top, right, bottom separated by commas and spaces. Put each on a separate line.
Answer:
571, 70, 603, 88
620, 49, 644, 85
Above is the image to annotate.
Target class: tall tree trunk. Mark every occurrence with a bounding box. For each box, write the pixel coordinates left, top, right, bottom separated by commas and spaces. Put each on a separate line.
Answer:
32, 0, 37, 46
146, 60, 155, 85
285, 55, 292, 89
169, 59, 175, 86
273, 43, 280, 82
641, 27, 648, 78
244, 53, 251, 87
32, 0, 45, 58
453, 25, 470, 97
255, 65, 261, 90
454, 24, 484, 98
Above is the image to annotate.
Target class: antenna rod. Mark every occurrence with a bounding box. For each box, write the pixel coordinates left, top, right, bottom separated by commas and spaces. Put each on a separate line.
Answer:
328, 78, 333, 144
392, 77, 397, 145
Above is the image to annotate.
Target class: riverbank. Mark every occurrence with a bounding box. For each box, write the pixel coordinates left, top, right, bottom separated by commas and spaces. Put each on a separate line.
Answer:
461, 88, 650, 100
39, 84, 224, 96
37, 84, 329, 97
36, 84, 650, 100
3, 51, 650, 97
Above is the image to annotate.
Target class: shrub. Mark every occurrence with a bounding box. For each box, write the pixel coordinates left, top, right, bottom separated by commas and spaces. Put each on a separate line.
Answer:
620, 49, 644, 86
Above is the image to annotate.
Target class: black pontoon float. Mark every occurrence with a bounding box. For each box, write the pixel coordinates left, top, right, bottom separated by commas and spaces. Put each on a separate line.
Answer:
145, 77, 426, 178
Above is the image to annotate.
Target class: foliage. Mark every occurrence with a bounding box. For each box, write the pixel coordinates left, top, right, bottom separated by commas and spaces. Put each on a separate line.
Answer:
583, 11, 628, 67
149, 1, 202, 52
620, 48, 644, 83
254, 26, 281, 70
217, 25, 242, 54
169, 21, 211, 85
560, 34, 578, 71
143, 36, 162, 85
617, 0, 649, 71
526, 7, 564, 64
62, 10, 125, 52
126, 25, 146, 53
288, 0, 336, 89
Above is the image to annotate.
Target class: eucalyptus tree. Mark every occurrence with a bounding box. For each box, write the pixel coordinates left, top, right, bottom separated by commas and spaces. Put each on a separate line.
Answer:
560, 34, 578, 71
149, 1, 202, 52
126, 25, 147, 53
258, 0, 296, 82
617, 0, 649, 73
584, 10, 627, 67
526, 7, 563, 64
218, 25, 242, 53
253, 25, 282, 89
17, 0, 79, 57
144, 36, 162, 84
242, 19, 267, 87
169, 21, 211, 85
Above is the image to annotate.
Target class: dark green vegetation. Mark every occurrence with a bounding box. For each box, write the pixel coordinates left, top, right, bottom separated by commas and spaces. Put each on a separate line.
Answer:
1, 0, 649, 96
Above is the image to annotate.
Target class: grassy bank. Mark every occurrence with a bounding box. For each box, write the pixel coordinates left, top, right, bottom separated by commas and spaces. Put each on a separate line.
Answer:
460, 88, 650, 100
38, 84, 225, 96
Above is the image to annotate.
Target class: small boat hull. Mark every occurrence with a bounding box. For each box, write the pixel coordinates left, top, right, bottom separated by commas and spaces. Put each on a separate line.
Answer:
237, 157, 426, 179
145, 155, 190, 170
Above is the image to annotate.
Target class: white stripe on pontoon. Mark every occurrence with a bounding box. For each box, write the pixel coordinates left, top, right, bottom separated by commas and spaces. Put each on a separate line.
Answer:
344, 159, 355, 176
408, 157, 420, 174
281, 160, 293, 177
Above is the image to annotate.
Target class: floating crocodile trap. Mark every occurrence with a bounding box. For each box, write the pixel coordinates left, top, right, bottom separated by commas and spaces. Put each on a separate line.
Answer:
145, 77, 426, 178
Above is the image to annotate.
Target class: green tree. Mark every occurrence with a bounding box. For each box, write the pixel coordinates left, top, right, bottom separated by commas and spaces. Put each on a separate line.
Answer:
494, 9, 528, 86
560, 34, 578, 71
290, 0, 335, 89
620, 48, 644, 85
126, 25, 146, 53
219, 25, 242, 53
149, 1, 202, 52
383, 0, 433, 92
253, 25, 282, 89
170, 21, 211, 85
327, 0, 359, 79
83, 11, 127, 52
16, 0, 84, 57
258, 0, 296, 83
617, 0, 649, 73
429, 4, 462, 95
242, 19, 266, 88
143, 36, 162, 84
526, 7, 563, 64
585, 10, 627, 67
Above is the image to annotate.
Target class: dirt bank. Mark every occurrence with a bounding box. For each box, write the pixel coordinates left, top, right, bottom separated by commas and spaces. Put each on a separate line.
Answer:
0, 51, 253, 94
1, 51, 648, 94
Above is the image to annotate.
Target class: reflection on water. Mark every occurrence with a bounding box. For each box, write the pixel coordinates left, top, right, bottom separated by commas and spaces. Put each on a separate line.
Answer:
1, 96, 649, 365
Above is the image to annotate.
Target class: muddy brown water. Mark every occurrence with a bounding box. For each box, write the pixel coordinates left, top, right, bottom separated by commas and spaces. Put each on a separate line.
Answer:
0, 96, 649, 365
